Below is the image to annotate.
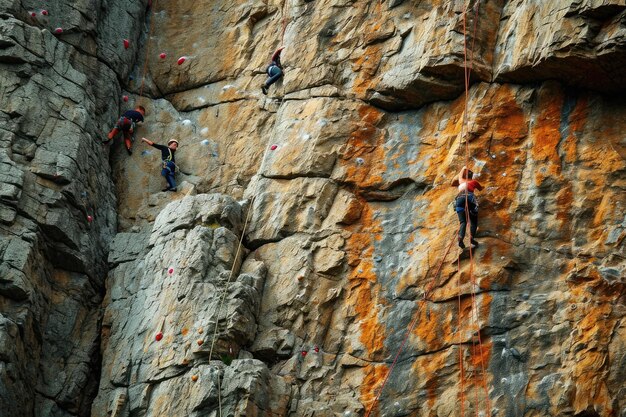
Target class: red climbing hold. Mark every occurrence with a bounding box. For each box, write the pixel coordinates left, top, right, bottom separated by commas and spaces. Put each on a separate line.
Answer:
54, 27, 63, 34
314, 346, 319, 353
122, 95, 129, 102
301, 350, 307, 357
155, 331, 163, 341
123, 39, 130, 49
191, 375, 198, 382
30, 12, 36, 17
177, 56, 187, 65
41, 9, 48, 16
168, 267, 174, 275
197, 339, 204, 346
159, 52, 166, 59
270, 144, 278, 150
87, 215, 93, 223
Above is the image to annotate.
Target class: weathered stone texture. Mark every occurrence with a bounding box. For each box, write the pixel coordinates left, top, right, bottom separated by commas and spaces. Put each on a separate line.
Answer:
1, 0, 626, 417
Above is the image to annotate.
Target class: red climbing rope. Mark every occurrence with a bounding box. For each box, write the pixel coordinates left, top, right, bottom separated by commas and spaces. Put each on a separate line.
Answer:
364, 2, 491, 415
459, 1, 492, 416
364, 234, 458, 417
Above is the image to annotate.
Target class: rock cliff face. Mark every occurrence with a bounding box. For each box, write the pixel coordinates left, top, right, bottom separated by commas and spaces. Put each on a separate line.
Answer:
1, 1, 625, 417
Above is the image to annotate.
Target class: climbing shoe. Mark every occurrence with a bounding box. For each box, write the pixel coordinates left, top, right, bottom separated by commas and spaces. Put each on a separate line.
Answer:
162, 187, 170, 192
168, 188, 177, 192
470, 239, 479, 248
458, 240, 466, 249
126, 147, 132, 155
261, 85, 268, 95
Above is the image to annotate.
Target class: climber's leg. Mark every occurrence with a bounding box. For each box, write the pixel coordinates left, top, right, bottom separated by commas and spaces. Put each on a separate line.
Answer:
469, 211, 478, 246
123, 131, 133, 155
457, 210, 467, 248
107, 127, 119, 141
263, 66, 283, 93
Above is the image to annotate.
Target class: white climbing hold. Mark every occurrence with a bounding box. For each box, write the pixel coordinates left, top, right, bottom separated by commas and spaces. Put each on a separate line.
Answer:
491, 154, 497, 159
222, 84, 234, 90
302, 134, 311, 140
200, 127, 209, 136
181, 119, 192, 126
356, 157, 365, 165
198, 96, 206, 104
502, 172, 507, 176
201, 139, 209, 145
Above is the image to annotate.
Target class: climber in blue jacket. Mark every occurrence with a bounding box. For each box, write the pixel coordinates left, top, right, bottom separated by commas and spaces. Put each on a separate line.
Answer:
141, 137, 179, 192
261, 46, 285, 95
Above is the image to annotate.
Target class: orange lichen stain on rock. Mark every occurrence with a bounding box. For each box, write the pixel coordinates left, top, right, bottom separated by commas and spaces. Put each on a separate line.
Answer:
412, 349, 449, 409
529, 91, 565, 185
344, 203, 386, 356
555, 184, 573, 232
342, 106, 386, 189
564, 265, 620, 416
360, 364, 388, 413
414, 302, 453, 352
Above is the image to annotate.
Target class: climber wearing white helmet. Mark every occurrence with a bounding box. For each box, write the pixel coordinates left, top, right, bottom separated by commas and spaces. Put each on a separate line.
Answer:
141, 137, 179, 192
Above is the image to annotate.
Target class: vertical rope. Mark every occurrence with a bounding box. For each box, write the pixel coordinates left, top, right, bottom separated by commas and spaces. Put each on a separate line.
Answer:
364, 233, 458, 417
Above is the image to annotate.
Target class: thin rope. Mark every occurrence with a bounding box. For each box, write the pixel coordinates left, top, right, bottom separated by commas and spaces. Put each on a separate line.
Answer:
364, 233, 458, 417
459, 1, 492, 416
206, 113, 282, 417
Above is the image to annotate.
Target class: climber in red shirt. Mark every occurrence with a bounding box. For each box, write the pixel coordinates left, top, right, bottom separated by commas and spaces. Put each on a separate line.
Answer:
261, 46, 284, 95
453, 166, 484, 249
104, 106, 146, 155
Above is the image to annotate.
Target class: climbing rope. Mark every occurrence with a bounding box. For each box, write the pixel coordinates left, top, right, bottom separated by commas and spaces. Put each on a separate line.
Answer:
364, 233, 458, 417
458, 1, 492, 415
364, 1, 491, 415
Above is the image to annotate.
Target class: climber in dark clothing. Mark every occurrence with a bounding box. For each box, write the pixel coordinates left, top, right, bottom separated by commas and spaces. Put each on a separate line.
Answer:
105, 106, 146, 155
453, 166, 484, 249
141, 137, 179, 192
261, 46, 285, 95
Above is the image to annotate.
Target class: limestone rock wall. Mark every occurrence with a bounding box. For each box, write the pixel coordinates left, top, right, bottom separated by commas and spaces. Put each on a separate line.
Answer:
0, 0, 144, 415
1, 0, 625, 417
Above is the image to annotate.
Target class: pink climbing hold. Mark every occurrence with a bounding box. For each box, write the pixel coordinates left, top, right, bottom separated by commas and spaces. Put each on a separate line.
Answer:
155, 332, 163, 341
123, 39, 130, 49
41, 9, 48, 16
87, 215, 93, 223
177, 56, 187, 65
168, 267, 174, 275
122, 95, 129, 102
54, 27, 63, 34
270, 144, 278, 151
30, 11, 37, 17
159, 52, 167, 59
